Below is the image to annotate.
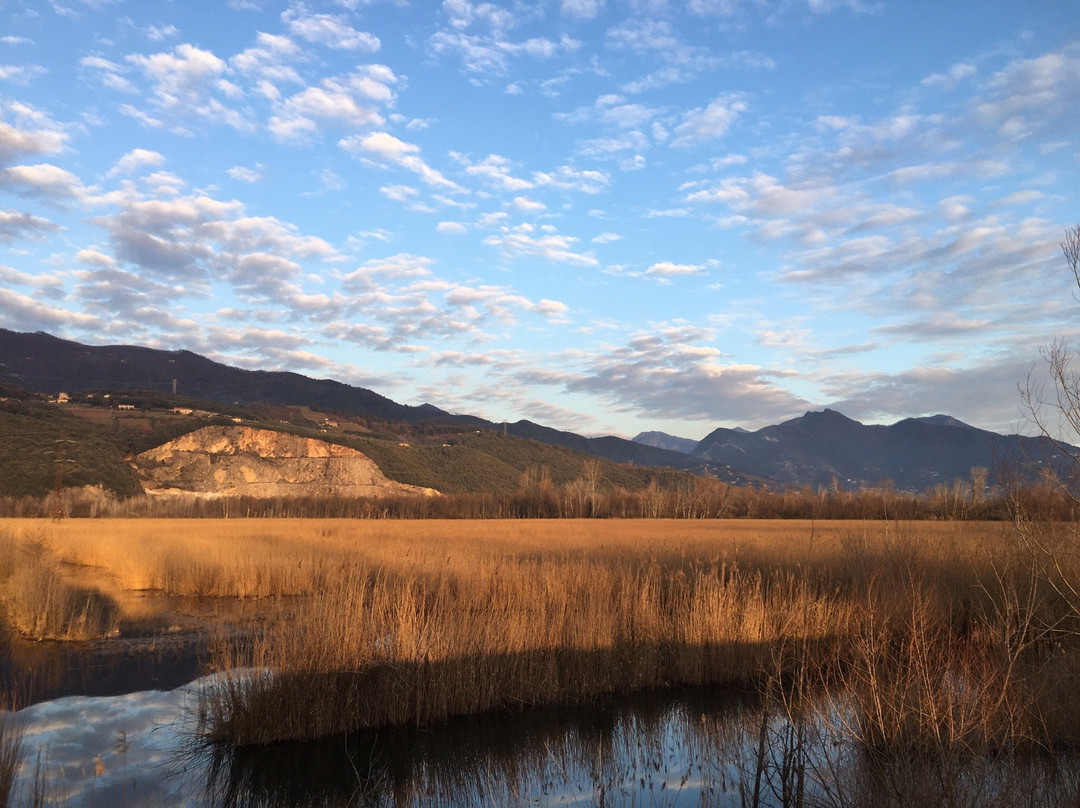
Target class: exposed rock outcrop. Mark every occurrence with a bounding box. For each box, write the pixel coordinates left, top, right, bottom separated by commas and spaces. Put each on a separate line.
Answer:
135, 426, 437, 498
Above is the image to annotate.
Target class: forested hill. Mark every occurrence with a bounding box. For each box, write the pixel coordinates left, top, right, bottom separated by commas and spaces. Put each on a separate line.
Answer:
0, 329, 464, 425
0, 329, 737, 479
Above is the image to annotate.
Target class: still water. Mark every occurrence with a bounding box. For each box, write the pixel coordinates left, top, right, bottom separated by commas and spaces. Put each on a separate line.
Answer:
11, 672, 1080, 808
10, 679, 768, 807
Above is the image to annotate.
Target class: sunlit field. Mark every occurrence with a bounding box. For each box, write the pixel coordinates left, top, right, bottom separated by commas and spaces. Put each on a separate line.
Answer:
1, 516, 1079, 785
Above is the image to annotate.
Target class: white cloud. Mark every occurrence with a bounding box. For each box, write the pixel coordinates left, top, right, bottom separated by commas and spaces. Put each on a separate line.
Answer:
344, 252, 433, 285
921, 61, 976, 89
350, 64, 400, 102
318, 168, 344, 191
75, 248, 118, 267
531, 165, 609, 194
442, 0, 516, 32
605, 18, 680, 54
0, 208, 60, 242
145, 23, 179, 42
645, 261, 705, 277
0, 264, 62, 289
484, 223, 598, 266
118, 103, 163, 129
428, 14, 580, 78
128, 43, 227, 102
685, 171, 832, 217
230, 31, 303, 84
0, 105, 68, 165
79, 190, 341, 318
379, 184, 417, 202
0, 286, 101, 331
670, 93, 747, 147
272, 85, 383, 138
107, 148, 166, 177
282, 4, 381, 51
560, 94, 659, 130
437, 221, 468, 234
511, 195, 546, 213
79, 54, 136, 94
0, 64, 47, 85
555, 323, 811, 425
126, 43, 252, 131
561, 0, 603, 19
886, 158, 1009, 183
1, 162, 91, 199
341, 131, 462, 190
227, 164, 264, 182
686, 0, 739, 14
974, 47, 1080, 141
453, 152, 533, 192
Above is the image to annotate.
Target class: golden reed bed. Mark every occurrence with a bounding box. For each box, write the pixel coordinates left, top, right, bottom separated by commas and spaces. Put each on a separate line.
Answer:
0, 518, 1003, 597
0, 517, 1077, 754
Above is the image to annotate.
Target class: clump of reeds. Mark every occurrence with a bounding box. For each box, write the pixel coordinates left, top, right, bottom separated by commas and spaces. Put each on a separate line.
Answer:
199, 553, 858, 745
0, 528, 118, 641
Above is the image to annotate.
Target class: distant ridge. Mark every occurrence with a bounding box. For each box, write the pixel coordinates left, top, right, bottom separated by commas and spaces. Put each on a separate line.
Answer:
0, 329, 748, 480
5, 329, 1065, 492
0, 329, 467, 425
692, 408, 1070, 490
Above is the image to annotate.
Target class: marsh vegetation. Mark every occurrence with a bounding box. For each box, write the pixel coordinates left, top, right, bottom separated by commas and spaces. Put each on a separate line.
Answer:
0, 517, 1079, 805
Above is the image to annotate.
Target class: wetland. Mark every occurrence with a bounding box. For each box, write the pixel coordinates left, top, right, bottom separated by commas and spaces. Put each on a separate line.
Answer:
0, 518, 1079, 806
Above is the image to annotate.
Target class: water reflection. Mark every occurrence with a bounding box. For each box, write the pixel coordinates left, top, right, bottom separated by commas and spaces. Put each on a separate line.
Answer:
205, 687, 757, 808
202, 684, 1080, 808
11, 679, 1080, 808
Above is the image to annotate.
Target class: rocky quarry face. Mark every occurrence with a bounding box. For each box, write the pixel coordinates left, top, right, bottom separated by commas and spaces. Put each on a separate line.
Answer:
134, 426, 437, 498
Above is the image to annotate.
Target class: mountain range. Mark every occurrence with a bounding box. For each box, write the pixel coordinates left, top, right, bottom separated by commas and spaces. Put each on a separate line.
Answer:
0, 329, 747, 486
2, 328, 1073, 493
634, 409, 1072, 491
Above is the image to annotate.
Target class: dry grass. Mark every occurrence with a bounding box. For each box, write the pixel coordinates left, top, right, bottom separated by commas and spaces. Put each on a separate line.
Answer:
0, 529, 119, 641
0, 517, 1076, 760
0, 517, 993, 597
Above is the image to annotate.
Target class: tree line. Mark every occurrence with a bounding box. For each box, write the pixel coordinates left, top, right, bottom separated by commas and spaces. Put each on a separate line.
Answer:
1, 463, 1076, 520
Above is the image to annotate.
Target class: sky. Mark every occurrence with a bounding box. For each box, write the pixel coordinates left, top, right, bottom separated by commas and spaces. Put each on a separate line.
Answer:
0, 0, 1078, 441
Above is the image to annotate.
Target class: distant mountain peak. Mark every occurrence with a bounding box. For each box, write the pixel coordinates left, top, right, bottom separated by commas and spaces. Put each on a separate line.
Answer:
808, 408, 854, 421
630, 430, 697, 456
911, 414, 972, 429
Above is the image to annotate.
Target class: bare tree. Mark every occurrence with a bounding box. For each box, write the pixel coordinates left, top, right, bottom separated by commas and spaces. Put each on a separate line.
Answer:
1064, 221, 1080, 289
1021, 223, 1080, 484
1014, 223, 1080, 620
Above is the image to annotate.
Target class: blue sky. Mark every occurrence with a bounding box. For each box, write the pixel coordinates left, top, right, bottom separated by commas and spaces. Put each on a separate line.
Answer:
0, 0, 1077, 440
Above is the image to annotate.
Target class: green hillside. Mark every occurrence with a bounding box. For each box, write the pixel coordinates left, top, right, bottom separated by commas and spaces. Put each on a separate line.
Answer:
1, 397, 143, 498
347, 429, 685, 495
0, 389, 695, 499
